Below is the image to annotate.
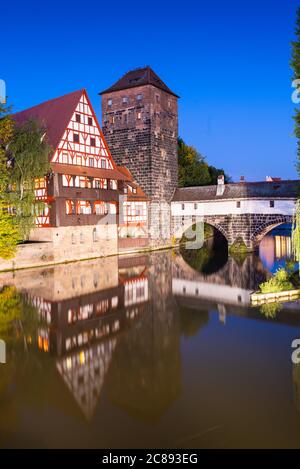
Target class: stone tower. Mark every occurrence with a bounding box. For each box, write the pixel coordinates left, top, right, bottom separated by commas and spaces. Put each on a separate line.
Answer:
100, 67, 179, 244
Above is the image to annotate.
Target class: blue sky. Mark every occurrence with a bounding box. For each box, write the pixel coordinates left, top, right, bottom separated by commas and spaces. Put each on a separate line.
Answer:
2, 0, 299, 181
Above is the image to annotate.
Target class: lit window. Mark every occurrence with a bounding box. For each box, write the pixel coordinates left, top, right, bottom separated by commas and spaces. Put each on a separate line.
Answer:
137, 112, 141, 120
66, 200, 75, 215
110, 179, 117, 190
75, 113, 81, 123
132, 187, 137, 194
88, 117, 93, 126
90, 137, 96, 147
73, 133, 79, 143
108, 99, 112, 107
270, 200, 275, 208
89, 158, 94, 167
94, 201, 107, 215
77, 200, 92, 215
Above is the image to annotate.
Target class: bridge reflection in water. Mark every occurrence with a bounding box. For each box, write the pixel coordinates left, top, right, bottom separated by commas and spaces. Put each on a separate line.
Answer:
0, 228, 300, 448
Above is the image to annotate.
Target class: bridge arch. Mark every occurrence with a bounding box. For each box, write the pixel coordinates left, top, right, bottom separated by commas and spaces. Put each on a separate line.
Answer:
250, 215, 293, 249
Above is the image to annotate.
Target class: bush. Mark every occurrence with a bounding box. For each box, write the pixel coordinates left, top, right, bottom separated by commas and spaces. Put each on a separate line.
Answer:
259, 268, 294, 294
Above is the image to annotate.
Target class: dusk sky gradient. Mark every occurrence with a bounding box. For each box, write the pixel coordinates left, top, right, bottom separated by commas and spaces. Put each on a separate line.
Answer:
2, 0, 300, 181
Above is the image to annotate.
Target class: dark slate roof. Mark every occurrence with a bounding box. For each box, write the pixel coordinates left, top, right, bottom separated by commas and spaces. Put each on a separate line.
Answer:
13, 90, 83, 150
172, 180, 300, 201
99, 66, 179, 97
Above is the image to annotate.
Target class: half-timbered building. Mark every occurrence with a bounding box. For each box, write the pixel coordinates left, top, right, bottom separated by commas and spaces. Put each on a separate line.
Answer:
13, 89, 148, 258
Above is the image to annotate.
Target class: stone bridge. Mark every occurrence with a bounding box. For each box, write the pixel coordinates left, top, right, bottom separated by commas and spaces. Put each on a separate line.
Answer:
171, 178, 298, 251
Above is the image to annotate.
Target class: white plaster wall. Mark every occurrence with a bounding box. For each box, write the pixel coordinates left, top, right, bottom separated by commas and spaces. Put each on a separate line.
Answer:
171, 199, 296, 217
172, 278, 251, 305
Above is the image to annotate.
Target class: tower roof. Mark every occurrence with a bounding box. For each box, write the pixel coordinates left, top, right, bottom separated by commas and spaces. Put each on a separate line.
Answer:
99, 66, 179, 98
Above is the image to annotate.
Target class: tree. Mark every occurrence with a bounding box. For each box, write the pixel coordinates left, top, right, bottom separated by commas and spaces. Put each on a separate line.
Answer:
291, 7, 300, 170
0, 103, 20, 259
178, 137, 230, 187
7, 119, 51, 241
291, 8, 300, 265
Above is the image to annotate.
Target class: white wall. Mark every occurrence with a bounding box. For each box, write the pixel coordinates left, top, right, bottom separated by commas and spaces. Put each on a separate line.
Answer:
171, 199, 296, 217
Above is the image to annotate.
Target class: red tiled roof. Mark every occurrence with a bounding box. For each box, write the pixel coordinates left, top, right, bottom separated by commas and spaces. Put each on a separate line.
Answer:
99, 66, 179, 98
117, 166, 148, 200
51, 163, 128, 181
12, 89, 83, 151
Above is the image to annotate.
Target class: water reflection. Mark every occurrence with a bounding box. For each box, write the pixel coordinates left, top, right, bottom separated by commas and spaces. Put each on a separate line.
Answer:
0, 227, 300, 448
259, 224, 293, 273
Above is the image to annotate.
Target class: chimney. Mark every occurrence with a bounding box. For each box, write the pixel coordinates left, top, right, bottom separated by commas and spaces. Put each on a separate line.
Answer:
217, 174, 225, 185
216, 174, 225, 196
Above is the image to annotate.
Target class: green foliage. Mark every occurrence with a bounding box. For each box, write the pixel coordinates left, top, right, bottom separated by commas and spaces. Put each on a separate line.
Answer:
0, 104, 20, 258
260, 302, 282, 319
178, 137, 230, 187
229, 237, 248, 254
291, 7, 300, 168
0, 286, 40, 344
259, 268, 294, 294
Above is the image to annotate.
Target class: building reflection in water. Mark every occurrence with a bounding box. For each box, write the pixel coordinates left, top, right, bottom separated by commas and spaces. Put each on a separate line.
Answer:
259, 226, 292, 272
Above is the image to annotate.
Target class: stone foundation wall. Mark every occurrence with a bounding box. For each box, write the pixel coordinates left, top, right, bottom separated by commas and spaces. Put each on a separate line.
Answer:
0, 224, 118, 271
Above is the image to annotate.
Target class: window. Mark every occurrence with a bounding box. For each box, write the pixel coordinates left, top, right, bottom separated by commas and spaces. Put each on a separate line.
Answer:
101, 159, 107, 169
66, 200, 75, 215
71, 233, 76, 244
108, 99, 112, 107
76, 154, 82, 165
62, 152, 68, 164
94, 201, 107, 215
77, 200, 92, 215
124, 186, 128, 194
90, 137, 96, 147
88, 117, 93, 126
182, 204, 185, 210
192, 215, 196, 223
122, 96, 129, 104
132, 187, 137, 194
93, 228, 98, 242
75, 113, 81, 123
93, 178, 107, 189
136, 94, 143, 101
89, 158, 94, 167
194, 203, 198, 210
110, 179, 117, 190
270, 200, 275, 208
73, 133, 79, 143
168, 100, 171, 109
62, 175, 73, 187
79, 176, 92, 189
156, 94, 160, 103
137, 112, 141, 120
80, 232, 84, 244
236, 201, 241, 208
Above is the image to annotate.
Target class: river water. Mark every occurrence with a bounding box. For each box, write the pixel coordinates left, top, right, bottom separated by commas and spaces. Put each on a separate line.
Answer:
1, 227, 300, 448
